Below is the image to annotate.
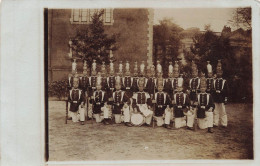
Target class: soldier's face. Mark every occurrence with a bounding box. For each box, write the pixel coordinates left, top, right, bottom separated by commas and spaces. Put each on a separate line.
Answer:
158, 85, 163, 92
177, 86, 183, 92
138, 84, 144, 91
200, 87, 206, 93
73, 80, 79, 88
115, 84, 121, 90
173, 71, 179, 78
217, 71, 223, 77
96, 84, 101, 90
208, 72, 213, 78
192, 71, 198, 77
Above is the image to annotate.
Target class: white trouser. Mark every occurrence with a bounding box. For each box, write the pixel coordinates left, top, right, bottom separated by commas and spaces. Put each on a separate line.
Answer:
198, 118, 207, 129
186, 108, 196, 128
69, 106, 85, 122
154, 116, 164, 126
93, 114, 104, 123
137, 104, 153, 125
206, 111, 213, 128
123, 106, 131, 123
114, 114, 121, 123
145, 115, 153, 125
214, 103, 227, 127
164, 109, 172, 125
175, 117, 186, 128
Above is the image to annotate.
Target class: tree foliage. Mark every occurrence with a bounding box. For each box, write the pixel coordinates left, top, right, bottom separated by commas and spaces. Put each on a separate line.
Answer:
70, 10, 118, 66
229, 8, 251, 30
153, 18, 184, 76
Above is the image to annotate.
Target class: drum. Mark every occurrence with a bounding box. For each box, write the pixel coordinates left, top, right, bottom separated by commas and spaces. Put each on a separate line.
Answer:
130, 112, 145, 126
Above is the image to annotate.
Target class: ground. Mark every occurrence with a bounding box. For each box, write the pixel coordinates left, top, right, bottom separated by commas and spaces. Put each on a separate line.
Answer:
48, 101, 253, 161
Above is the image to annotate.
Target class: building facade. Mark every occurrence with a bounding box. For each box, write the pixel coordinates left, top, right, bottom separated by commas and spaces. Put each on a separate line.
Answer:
48, 9, 153, 81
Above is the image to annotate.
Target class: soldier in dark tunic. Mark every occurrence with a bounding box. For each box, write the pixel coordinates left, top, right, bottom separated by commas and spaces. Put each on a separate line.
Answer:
164, 62, 174, 99
68, 76, 85, 125
146, 65, 157, 99
213, 60, 228, 128
112, 76, 130, 124
187, 60, 200, 130
196, 73, 215, 133
206, 61, 214, 95
100, 61, 108, 91
90, 75, 109, 124
153, 76, 171, 128
123, 61, 133, 98
132, 61, 139, 93
172, 80, 190, 129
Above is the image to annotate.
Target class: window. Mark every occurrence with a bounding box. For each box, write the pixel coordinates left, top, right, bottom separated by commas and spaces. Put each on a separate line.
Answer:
70, 9, 114, 25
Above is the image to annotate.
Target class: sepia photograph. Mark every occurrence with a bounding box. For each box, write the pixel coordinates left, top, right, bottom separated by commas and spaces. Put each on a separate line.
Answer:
46, 7, 253, 161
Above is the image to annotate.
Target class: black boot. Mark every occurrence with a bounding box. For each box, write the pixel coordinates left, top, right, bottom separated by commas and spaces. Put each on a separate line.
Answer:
165, 124, 171, 129
208, 127, 213, 133
125, 122, 133, 127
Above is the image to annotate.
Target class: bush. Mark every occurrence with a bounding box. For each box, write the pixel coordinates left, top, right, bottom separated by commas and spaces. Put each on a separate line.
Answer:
48, 79, 68, 100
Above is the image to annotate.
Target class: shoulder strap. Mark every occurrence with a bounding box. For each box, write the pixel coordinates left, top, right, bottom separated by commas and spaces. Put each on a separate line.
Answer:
121, 91, 125, 102
183, 93, 186, 104
207, 94, 209, 105
222, 79, 226, 90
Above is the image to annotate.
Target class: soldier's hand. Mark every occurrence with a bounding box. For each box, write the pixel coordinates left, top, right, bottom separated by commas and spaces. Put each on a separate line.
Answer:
224, 97, 228, 105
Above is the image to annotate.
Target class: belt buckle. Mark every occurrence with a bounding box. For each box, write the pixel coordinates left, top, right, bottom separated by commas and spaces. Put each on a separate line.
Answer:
201, 106, 205, 109
177, 106, 182, 108
192, 90, 196, 92
73, 101, 78, 103
96, 102, 101, 105
216, 90, 220, 93
126, 87, 130, 90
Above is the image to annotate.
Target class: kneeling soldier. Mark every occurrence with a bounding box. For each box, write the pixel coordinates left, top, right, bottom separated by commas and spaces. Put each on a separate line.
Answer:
154, 77, 171, 128
172, 81, 190, 129
112, 76, 130, 124
197, 73, 215, 133
68, 76, 85, 125
90, 75, 109, 124
132, 77, 153, 126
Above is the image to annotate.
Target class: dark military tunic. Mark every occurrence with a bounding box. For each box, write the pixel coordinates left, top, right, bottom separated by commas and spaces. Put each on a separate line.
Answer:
132, 91, 152, 112
154, 92, 171, 116
189, 77, 200, 102
68, 88, 85, 112
164, 78, 174, 98
123, 76, 133, 98
90, 90, 108, 114
132, 76, 139, 93
213, 78, 228, 103
112, 90, 129, 114
107, 76, 116, 98
101, 77, 108, 91
173, 92, 190, 118
146, 77, 156, 97
196, 93, 215, 118
88, 76, 97, 96
206, 78, 214, 94
79, 76, 89, 93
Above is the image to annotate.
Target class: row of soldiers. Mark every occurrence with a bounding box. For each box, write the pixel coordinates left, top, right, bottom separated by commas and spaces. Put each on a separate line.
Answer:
67, 59, 228, 133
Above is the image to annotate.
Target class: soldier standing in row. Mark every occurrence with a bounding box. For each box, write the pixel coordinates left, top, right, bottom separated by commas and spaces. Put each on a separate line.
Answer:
187, 61, 200, 130
101, 61, 108, 91
164, 62, 174, 99
132, 61, 139, 93
196, 73, 215, 133
123, 61, 133, 98
206, 61, 214, 95
213, 60, 228, 128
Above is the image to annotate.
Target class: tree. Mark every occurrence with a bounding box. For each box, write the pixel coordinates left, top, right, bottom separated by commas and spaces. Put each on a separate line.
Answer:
229, 8, 251, 30
153, 18, 183, 76
189, 25, 236, 77
70, 10, 118, 66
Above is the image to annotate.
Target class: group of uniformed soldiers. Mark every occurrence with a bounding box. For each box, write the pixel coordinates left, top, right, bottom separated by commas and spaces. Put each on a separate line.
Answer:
67, 59, 228, 133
